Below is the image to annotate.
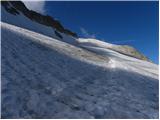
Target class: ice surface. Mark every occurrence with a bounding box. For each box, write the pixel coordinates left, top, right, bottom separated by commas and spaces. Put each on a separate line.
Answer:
1, 22, 159, 119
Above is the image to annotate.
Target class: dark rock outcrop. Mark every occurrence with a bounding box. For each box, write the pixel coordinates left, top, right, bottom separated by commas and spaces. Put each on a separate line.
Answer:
1, 1, 20, 15
55, 31, 63, 39
1, 1, 78, 37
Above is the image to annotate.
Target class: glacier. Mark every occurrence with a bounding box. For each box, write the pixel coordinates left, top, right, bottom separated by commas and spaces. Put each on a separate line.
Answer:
1, 1, 159, 118
1, 22, 158, 119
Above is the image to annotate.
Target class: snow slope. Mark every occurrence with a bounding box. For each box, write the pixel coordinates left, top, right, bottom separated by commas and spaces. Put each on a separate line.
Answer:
1, 6, 76, 44
77, 38, 149, 61
77, 38, 158, 79
1, 22, 159, 118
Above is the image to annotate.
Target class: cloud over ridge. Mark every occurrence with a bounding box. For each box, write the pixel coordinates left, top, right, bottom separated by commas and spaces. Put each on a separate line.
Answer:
80, 27, 96, 38
22, 1, 46, 14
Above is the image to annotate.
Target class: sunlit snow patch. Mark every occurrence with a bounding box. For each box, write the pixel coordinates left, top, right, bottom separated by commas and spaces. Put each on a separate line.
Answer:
109, 59, 116, 69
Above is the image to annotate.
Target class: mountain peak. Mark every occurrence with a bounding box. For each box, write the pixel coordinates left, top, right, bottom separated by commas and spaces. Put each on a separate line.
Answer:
1, 1, 78, 37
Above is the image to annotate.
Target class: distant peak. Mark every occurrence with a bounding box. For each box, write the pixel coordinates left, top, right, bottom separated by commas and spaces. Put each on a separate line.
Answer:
1, 1, 78, 38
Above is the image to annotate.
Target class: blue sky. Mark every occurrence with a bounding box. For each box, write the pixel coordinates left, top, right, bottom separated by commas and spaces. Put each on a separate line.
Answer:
28, 1, 159, 64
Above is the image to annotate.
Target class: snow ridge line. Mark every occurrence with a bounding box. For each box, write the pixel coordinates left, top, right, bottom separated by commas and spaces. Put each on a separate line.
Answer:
1, 22, 111, 68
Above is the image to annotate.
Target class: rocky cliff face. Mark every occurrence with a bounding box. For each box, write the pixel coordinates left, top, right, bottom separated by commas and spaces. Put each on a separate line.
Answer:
1, 1, 78, 37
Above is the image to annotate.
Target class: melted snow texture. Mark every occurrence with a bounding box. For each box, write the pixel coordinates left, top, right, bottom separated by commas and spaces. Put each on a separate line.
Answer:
1, 22, 159, 119
77, 38, 158, 79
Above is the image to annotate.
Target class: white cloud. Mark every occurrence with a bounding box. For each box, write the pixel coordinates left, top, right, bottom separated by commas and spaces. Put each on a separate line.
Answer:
22, 1, 46, 14
80, 27, 96, 38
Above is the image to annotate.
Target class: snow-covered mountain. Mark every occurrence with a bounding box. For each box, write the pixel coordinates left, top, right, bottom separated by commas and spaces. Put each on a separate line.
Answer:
1, 1, 77, 44
1, 1, 159, 119
77, 38, 150, 61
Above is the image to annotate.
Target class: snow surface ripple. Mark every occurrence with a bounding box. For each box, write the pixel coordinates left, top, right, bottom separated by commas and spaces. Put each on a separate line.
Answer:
1, 22, 159, 118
